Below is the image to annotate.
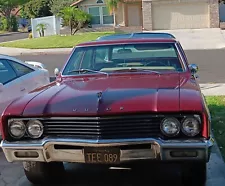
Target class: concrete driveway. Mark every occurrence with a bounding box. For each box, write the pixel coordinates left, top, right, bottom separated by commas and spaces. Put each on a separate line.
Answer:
0, 32, 28, 43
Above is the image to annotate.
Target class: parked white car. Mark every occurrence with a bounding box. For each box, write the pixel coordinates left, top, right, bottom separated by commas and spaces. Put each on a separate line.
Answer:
25, 61, 47, 70
0, 55, 50, 115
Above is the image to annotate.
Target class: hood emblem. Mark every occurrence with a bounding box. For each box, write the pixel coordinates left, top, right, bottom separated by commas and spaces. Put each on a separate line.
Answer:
97, 91, 102, 98
97, 91, 103, 103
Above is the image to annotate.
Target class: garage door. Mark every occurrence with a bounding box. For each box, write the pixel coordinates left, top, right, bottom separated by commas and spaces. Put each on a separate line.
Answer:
152, 2, 209, 30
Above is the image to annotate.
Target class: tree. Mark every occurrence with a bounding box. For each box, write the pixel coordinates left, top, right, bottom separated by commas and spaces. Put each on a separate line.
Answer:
0, 0, 30, 30
23, 0, 53, 18
106, 0, 120, 14
36, 23, 47, 37
105, 0, 122, 26
59, 7, 91, 35
50, 0, 75, 15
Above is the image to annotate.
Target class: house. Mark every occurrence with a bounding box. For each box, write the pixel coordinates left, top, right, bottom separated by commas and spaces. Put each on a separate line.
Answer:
71, 0, 220, 32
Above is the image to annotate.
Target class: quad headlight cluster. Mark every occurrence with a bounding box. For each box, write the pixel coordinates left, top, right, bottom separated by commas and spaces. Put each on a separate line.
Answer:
160, 116, 201, 137
8, 119, 44, 139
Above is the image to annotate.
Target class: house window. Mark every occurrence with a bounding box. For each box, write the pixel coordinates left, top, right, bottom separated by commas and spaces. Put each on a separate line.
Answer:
102, 7, 113, 24
88, 6, 113, 25
96, 0, 103, 3
89, 7, 101, 24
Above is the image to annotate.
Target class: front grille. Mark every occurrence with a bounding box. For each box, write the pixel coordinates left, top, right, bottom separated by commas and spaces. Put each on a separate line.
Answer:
42, 115, 165, 139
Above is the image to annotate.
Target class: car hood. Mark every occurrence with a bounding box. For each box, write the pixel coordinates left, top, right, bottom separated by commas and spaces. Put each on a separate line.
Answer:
4, 73, 204, 117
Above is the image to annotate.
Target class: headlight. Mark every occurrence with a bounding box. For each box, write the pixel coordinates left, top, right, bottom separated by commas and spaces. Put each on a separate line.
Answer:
181, 117, 200, 137
8, 120, 26, 139
26, 120, 44, 139
160, 117, 180, 137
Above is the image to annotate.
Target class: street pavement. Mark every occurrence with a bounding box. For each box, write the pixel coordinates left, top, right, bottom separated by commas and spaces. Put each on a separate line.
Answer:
15, 49, 225, 84
0, 32, 28, 43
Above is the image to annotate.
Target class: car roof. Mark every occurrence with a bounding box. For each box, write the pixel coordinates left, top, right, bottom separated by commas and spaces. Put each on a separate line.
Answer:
76, 38, 177, 47
0, 54, 36, 70
0, 54, 22, 61
96, 32, 176, 41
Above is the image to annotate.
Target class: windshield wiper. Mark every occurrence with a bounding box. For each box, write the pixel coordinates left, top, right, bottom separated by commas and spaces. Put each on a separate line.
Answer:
112, 68, 160, 74
67, 69, 108, 76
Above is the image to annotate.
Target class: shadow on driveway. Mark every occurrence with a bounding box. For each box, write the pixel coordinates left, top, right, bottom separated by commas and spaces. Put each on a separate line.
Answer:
18, 162, 183, 186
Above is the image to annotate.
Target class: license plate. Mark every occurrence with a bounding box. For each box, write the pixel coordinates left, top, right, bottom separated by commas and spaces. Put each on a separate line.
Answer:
84, 147, 120, 164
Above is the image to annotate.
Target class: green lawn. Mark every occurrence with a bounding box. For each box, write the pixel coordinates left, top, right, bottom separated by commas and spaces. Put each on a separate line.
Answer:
206, 96, 225, 159
0, 32, 114, 49
0, 30, 8, 34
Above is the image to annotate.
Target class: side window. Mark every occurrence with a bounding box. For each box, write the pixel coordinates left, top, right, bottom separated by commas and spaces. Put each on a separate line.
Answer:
80, 49, 93, 69
9, 60, 34, 77
0, 59, 17, 85
94, 48, 109, 63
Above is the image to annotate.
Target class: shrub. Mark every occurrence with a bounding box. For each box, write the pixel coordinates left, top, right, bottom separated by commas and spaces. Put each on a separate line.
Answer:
28, 33, 33, 39
10, 15, 18, 32
0, 16, 18, 32
0, 17, 9, 31
59, 7, 91, 35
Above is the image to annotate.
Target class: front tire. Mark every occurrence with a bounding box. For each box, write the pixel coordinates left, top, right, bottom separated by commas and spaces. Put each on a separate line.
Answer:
181, 161, 207, 186
23, 161, 65, 184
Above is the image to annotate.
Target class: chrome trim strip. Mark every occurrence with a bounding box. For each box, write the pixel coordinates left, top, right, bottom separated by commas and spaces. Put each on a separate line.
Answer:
75, 41, 177, 48
7, 114, 202, 121
1, 137, 214, 148
1, 137, 213, 163
174, 42, 188, 72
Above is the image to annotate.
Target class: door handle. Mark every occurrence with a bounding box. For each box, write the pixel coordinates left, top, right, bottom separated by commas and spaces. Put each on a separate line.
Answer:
20, 88, 26, 91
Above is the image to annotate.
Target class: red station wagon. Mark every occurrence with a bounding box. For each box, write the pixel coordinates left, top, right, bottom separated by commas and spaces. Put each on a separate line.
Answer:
0, 34, 213, 186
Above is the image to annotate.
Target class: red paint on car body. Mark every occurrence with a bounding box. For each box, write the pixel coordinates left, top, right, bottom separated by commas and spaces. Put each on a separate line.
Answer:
0, 38, 210, 140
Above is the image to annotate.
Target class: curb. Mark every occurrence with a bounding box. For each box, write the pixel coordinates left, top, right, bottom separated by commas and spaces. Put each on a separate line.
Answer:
211, 132, 224, 161
0, 49, 72, 56
15, 50, 72, 56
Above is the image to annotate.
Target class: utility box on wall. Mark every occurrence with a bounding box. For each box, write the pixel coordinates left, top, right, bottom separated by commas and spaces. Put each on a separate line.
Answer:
31, 16, 61, 38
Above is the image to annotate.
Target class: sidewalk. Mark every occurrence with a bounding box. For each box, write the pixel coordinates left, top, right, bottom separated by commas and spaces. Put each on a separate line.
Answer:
200, 83, 225, 96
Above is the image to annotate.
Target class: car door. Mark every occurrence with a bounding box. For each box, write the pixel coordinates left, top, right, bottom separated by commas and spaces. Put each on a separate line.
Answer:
0, 59, 23, 114
8, 59, 43, 93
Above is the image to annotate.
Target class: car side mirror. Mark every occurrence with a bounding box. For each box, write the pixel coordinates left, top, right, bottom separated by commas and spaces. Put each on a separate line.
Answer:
189, 64, 199, 73
189, 64, 199, 78
0, 83, 4, 92
54, 68, 60, 76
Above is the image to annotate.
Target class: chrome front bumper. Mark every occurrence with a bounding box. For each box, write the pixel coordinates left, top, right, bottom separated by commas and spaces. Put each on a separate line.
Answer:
0, 137, 214, 163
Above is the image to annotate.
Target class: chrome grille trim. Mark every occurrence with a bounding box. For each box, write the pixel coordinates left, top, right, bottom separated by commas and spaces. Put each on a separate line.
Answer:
41, 115, 165, 139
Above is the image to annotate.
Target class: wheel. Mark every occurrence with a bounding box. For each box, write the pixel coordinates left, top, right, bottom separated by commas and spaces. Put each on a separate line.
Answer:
180, 161, 207, 186
23, 161, 65, 184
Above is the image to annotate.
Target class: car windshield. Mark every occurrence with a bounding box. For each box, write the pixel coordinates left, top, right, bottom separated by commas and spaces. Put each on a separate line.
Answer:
62, 42, 184, 76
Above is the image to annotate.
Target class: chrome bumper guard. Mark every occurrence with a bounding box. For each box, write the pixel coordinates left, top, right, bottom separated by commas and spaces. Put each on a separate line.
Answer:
0, 137, 214, 163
